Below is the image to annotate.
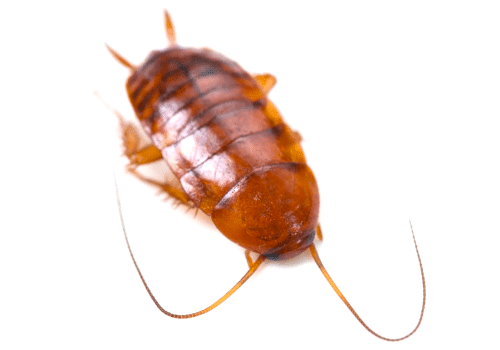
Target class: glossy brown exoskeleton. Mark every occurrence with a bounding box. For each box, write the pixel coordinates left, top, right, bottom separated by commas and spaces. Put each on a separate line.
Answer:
127, 45, 319, 261
107, 10, 426, 341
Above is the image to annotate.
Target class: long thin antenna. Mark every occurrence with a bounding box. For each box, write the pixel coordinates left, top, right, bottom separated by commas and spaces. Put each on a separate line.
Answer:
113, 175, 265, 318
309, 221, 426, 341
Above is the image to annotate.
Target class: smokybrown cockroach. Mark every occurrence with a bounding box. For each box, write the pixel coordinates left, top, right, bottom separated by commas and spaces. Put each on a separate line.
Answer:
107, 10, 426, 341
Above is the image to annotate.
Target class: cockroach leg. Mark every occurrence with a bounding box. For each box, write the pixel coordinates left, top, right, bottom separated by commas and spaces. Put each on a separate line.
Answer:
127, 145, 163, 168
120, 121, 141, 159
96, 97, 192, 207
93, 91, 143, 159
127, 168, 193, 207
115, 116, 162, 167
93, 91, 142, 160
254, 74, 277, 94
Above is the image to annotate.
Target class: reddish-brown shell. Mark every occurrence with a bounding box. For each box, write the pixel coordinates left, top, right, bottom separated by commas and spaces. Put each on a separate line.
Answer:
127, 47, 319, 260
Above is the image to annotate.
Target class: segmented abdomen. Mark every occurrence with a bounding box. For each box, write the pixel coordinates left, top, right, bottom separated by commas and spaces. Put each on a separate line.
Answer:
127, 47, 306, 214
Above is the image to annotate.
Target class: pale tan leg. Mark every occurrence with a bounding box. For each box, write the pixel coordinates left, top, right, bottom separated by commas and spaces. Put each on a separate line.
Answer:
93, 92, 142, 157
118, 114, 163, 166
121, 125, 192, 206
128, 144, 163, 167
95, 91, 192, 206
254, 74, 277, 94
127, 168, 192, 206
104, 100, 191, 206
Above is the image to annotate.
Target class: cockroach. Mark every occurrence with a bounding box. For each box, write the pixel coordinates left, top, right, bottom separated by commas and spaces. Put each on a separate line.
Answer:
106, 10, 426, 341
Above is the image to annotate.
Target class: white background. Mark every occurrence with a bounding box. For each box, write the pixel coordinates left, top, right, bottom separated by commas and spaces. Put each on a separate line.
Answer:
1, 1, 499, 349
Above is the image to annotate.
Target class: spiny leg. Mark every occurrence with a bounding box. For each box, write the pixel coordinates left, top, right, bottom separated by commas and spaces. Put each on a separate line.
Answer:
93, 92, 141, 158
164, 10, 177, 46
107, 108, 190, 205
127, 167, 192, 206
127, 145, 163, 167
118, 124, 191, 205
96, 92, 192, 206
105, 104, 159, 165
254, 74, 277, 94
121, 131, 192, 206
